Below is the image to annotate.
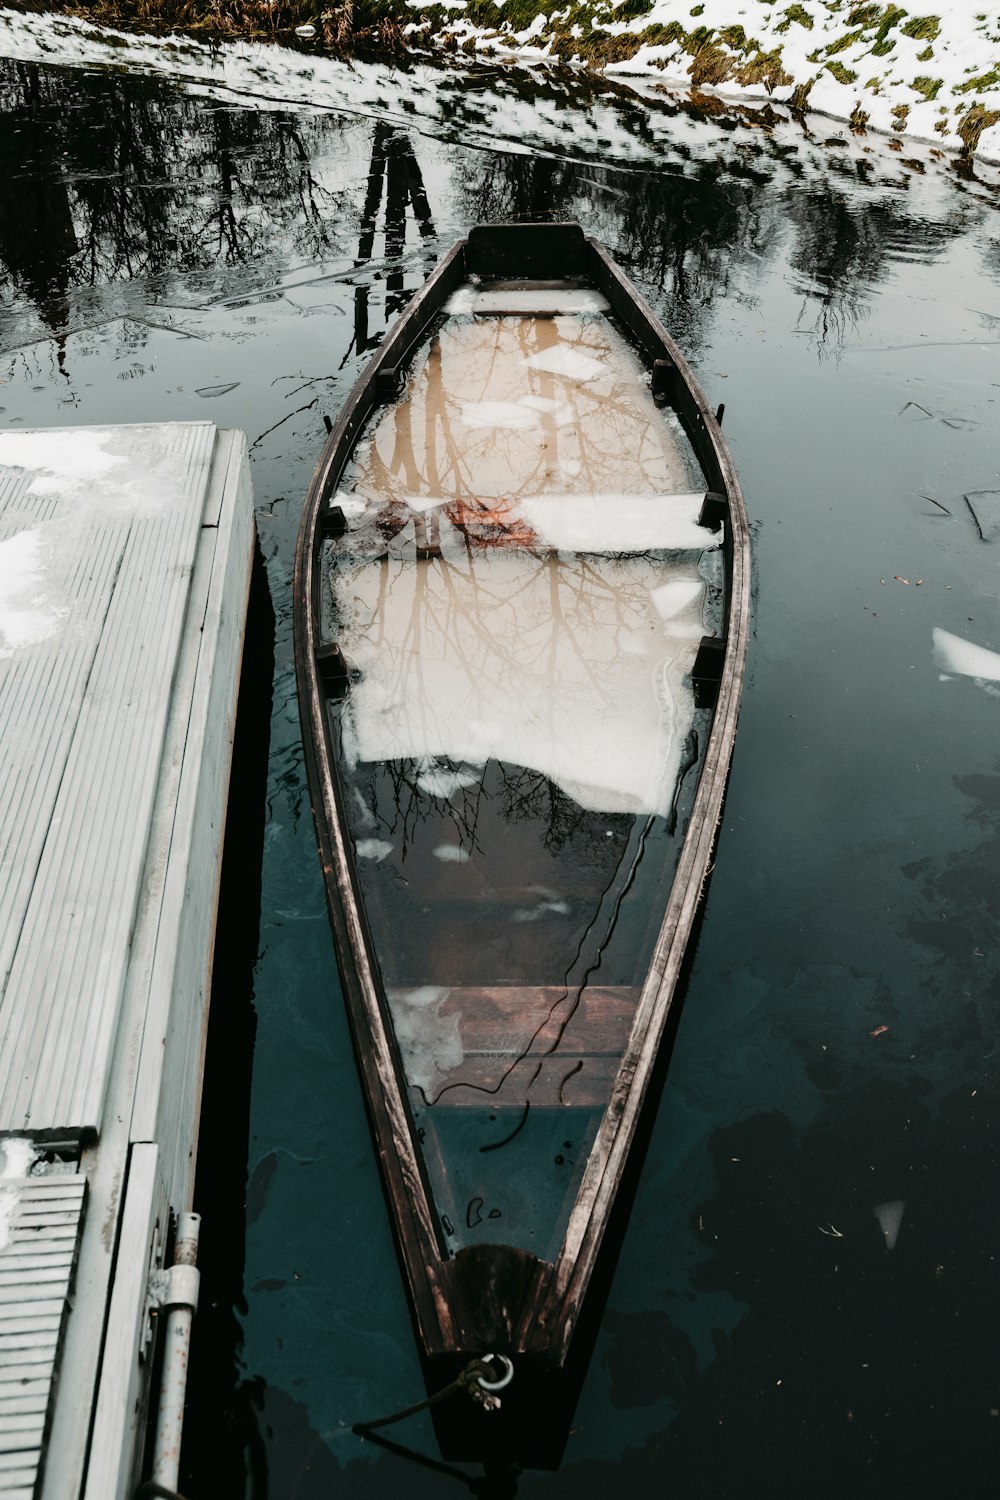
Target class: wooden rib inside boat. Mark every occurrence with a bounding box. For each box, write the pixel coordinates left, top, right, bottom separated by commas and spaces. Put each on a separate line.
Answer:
294, 222, 750, 1452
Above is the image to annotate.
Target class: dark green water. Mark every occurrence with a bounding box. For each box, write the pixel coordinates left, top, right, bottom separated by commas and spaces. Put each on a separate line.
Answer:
2, 50, 1000, 1498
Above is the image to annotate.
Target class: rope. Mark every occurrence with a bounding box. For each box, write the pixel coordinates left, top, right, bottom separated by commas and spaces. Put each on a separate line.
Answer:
353, 1358, 505, 1434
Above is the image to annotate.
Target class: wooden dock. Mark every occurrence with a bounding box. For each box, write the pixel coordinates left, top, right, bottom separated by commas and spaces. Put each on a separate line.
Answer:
0, 422, 255, 1498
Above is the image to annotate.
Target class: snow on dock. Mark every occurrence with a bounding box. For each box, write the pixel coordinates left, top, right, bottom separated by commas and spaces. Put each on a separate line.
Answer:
0, 422, 255, 1498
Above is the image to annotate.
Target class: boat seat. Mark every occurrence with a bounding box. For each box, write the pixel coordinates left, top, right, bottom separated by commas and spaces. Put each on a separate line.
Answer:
390, 984, 640, 1110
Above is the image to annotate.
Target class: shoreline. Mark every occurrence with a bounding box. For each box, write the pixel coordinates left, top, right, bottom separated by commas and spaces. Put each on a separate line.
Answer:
1, 3, 998, 182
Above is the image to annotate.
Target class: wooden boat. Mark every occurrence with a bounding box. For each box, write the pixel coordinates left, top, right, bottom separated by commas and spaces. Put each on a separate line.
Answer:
293, 222, 750, 1450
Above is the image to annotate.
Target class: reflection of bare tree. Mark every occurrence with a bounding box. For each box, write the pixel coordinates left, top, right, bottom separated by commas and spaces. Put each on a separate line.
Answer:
0, 63, 79, 351
454, 139, 968, 355
783, 186, 965, 352
0, 61, 358, 327
347, 123, 437, 365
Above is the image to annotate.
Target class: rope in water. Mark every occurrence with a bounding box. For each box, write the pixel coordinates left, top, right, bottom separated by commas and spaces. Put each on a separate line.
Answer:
354, 1354, 514, 1434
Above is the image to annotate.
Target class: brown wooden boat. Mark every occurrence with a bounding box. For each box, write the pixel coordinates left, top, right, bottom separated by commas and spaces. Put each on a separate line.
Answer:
293, 221, 750, 1451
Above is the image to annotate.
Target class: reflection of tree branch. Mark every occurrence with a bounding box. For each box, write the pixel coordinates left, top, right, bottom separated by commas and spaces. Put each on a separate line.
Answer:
249, 397, 318, 450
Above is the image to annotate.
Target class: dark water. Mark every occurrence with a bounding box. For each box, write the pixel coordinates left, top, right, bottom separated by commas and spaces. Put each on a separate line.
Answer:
2, 50, 1000, 1498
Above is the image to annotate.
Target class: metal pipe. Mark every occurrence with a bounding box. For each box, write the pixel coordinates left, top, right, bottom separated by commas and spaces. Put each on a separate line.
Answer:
151, 1212, 201, 1493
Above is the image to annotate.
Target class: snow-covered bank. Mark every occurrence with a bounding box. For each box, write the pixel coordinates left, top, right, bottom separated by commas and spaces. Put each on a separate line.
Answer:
1, 2, 998, 175
428, 0, 1000, 160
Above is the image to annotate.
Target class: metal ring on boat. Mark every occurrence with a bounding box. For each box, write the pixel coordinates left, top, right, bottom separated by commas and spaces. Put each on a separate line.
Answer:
476, 1354, 514, 1393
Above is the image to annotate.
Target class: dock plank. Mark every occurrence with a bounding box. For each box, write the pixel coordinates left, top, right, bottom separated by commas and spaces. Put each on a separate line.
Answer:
0, 424, 216, 1135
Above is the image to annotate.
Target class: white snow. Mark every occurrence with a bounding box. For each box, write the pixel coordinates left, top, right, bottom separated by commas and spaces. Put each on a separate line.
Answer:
0, 424, 213, 659
0, 1138, 39, 1251
0, 429, 125, 503
518, 493, 720, 553
0, 530, 63, 657
447, 287, 610, 315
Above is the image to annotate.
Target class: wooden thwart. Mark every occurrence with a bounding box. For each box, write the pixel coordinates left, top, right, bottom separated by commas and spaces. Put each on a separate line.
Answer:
417, 986, 638, 1108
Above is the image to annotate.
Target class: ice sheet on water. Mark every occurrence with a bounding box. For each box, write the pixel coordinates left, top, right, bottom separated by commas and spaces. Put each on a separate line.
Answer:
933, 626, 1000, 682
386, 987, 463, 1097
527, 345, 606, 383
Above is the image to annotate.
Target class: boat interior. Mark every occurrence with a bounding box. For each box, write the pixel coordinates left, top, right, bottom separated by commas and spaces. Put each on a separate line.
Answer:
320, 280, 723, 1263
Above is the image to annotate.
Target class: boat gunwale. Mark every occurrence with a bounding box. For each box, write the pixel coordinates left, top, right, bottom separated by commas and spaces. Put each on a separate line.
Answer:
292, 222, 751, 1369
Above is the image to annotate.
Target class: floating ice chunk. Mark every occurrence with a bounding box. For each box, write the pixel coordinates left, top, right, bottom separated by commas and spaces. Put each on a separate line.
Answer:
513, 898, 570, 922
337, 550, 704, 817
404, 493, 450, 514
650, 578, 705, 621
433, 844, 470, 863
527, 345, 606, 382
387, 986, 463, 1097
355, 838, 393, 862
416, 760, 481, 797
621, 626, 658, 656
351, 788, 376, 829
519, 493, 719, 554
331, 491, 368, 519
932, 627, 1000, 682
874, 1200, 906, 1251
460, 402, 539, 431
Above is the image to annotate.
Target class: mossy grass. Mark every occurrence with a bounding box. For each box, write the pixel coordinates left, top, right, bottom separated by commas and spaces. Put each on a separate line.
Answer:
826, 59, 858, 84
957, 100, 1000, 156
900, 15, 939, 41
910, 74, 942, 99
776, 4, 813, 33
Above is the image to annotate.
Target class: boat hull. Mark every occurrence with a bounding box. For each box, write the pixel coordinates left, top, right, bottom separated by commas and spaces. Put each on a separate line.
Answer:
293, 222, 750, 1445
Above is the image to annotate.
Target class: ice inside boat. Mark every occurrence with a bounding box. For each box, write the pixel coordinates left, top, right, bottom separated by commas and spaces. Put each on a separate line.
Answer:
322, 286, 722, 1262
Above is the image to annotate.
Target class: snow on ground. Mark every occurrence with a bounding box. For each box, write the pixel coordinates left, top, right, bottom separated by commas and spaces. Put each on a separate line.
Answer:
0, 2, 997, 165
431, 0, 1000, 157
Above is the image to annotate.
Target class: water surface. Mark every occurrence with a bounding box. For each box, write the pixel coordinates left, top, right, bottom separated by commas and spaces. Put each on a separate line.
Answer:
1, 51, 999, 1498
